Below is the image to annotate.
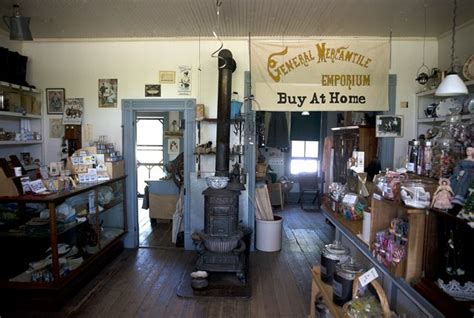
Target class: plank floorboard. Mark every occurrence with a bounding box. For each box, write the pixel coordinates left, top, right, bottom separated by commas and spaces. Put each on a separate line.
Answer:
6, 205, 333, 318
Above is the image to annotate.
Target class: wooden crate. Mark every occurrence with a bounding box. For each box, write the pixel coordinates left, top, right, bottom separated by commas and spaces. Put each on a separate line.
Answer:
370, 196, 426, 283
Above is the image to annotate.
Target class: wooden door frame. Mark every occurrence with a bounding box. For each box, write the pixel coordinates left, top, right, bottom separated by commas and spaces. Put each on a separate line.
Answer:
122, 98, 196, 249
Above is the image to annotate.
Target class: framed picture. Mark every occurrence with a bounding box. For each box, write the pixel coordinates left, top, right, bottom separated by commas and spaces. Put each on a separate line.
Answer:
46, 88, 65, 114
145, 84, 161, 97
159, 71, 176, 84
376, 115, 403, 138
49, 118, 64, 138
177, 65, 191, 95
98, 79, 118, 108
63, 98, 84, 125
168, 138, 180, 155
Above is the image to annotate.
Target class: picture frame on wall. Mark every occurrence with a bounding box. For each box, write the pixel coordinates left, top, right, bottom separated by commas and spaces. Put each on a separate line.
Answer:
159, 71, 176, 84
376, 115, 403, 138
168, 138, 180, 155
98, 78, 118, 108
46, 88, 65, 114
145, 84, 161, 97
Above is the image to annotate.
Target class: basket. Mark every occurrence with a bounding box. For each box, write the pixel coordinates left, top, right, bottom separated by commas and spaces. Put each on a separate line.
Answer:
342, 273, 391, 318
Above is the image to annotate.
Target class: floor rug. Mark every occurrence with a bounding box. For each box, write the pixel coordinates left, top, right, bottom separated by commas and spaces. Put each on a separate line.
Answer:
177, 270, 251, 298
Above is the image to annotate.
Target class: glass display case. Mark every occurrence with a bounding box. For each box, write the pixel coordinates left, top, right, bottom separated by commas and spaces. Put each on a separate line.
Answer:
0, 176, 126, 309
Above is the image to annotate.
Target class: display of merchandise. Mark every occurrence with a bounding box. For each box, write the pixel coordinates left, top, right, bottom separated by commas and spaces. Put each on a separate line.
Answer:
400, 180, 431, 208
431, 178, 454, 210
372, 218, 408, 268
320, 240, 350, 284
94, 135, 122, 162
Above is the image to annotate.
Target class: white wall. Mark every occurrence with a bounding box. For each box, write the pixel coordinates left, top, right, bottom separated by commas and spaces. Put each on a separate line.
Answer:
18, 37, 445, 169
390, 39, 438, 167
21, 39, 249, 164
0, 33, 22, 52
438, 21, 474, 73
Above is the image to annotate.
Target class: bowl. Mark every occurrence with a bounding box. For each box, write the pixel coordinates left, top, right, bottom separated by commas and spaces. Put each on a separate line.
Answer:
206, 176, 229, 189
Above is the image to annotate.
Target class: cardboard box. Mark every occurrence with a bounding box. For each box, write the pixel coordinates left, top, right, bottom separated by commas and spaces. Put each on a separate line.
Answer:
105, 160, 124, 179
149, 193, 178, 220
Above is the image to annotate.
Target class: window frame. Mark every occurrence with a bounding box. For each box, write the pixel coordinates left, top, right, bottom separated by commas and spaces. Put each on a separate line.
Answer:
290, 140, 320, 175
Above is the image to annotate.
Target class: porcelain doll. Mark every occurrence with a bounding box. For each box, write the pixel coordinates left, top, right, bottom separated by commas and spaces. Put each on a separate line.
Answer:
432, 178, 455, 210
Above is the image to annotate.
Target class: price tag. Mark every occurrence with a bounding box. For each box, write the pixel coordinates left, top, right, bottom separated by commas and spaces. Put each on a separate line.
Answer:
372, 193, 382, 201
358, 267, 378, 287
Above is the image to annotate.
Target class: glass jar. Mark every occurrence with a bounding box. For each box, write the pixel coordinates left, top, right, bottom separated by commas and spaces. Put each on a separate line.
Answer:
320, 240, 350, 284
400, 179, 431, 208
406, 140, 419, 173
333, 258, 366, 306
422, 141, 433, 176
431, 122, 454, 179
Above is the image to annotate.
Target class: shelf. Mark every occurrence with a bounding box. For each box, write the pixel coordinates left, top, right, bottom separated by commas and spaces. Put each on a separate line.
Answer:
0, 81, 41, 94
194, 151, 243, 156
0, 111, 42, 119
164, 131, 183, 137
417, 114, 472, 123
0, 220, 87, 238
197, 117, 245, 123
0, 140, 43, 146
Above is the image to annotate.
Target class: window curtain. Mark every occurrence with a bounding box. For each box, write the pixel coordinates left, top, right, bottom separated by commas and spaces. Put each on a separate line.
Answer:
290, 112, 321, 141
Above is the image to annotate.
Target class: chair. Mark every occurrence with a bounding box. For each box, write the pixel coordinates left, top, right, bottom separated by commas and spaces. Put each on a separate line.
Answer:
297, 172, 324, 211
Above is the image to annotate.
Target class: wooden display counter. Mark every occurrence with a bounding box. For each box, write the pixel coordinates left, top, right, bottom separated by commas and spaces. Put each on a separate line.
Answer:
323, 194, 425, 283
321, 195, 443, 317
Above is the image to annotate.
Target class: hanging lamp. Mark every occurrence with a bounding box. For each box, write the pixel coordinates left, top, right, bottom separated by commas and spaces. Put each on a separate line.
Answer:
435, 0, 468, 96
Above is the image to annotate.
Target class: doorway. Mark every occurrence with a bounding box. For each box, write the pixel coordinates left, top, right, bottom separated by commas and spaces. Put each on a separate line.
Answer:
135, 113, 170, 248
122, 99, 196, 250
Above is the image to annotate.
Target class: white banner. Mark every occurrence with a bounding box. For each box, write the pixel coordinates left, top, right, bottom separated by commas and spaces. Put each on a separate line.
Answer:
251, 39, 389, 111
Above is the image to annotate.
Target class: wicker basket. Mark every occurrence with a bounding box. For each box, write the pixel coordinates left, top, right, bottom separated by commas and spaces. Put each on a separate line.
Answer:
342, 273, 391, 318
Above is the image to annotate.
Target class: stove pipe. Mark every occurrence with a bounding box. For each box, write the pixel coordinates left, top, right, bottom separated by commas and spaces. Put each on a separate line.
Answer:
215, 49, 236, 177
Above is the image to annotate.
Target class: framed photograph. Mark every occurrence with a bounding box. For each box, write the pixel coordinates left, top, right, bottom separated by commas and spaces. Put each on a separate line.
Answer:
49, 118, 64, 138
168, 138, 180, 155
98, 79, 118, 108
177, 65, 191, 95
376, 115, 403, 138
63, 98, 84, 125
46, 88, 65, 114
159, 71, 176, 84
145, 84, 161, 97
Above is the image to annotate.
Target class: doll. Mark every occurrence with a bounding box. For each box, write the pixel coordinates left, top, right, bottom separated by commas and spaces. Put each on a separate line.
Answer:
431, 178, 455, 210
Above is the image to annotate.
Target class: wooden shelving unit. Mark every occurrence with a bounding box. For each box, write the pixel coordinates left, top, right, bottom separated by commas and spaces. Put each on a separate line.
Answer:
321, 194, 443, 317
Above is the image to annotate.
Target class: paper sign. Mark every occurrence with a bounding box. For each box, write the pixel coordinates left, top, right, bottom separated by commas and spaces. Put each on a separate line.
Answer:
29, 179, 48, 194
358, 267, 379, 287
342, 193, 358, 206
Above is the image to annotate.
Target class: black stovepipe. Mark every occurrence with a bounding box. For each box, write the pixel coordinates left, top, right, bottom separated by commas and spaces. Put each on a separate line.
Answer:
215, 49, 236, 177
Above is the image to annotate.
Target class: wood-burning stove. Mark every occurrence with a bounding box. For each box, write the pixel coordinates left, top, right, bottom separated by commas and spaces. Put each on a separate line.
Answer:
193, 49, 251, 283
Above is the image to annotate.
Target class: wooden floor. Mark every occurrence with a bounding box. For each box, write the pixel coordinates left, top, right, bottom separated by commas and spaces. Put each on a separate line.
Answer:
138, 198, 175, 248
9, 205, 334, 318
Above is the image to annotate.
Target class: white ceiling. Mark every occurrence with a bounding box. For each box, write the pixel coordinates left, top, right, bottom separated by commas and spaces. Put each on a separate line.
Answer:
1, 0, 474, 39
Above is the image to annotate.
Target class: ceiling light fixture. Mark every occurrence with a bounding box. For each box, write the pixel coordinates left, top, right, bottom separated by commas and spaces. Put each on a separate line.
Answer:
435, 0, 467, 96
301, 111, 310, 116
2, 4, 33, 41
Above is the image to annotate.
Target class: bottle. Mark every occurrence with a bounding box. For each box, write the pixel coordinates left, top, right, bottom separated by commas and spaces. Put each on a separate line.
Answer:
406, 140, 414, 172
423, 141, 433, 176
406, 140, 419, 173
417, 140, 425, 175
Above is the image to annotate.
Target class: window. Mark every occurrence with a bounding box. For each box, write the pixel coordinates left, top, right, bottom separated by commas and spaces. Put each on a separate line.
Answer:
290, 140, 319, 174
136, 117, 165, 195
